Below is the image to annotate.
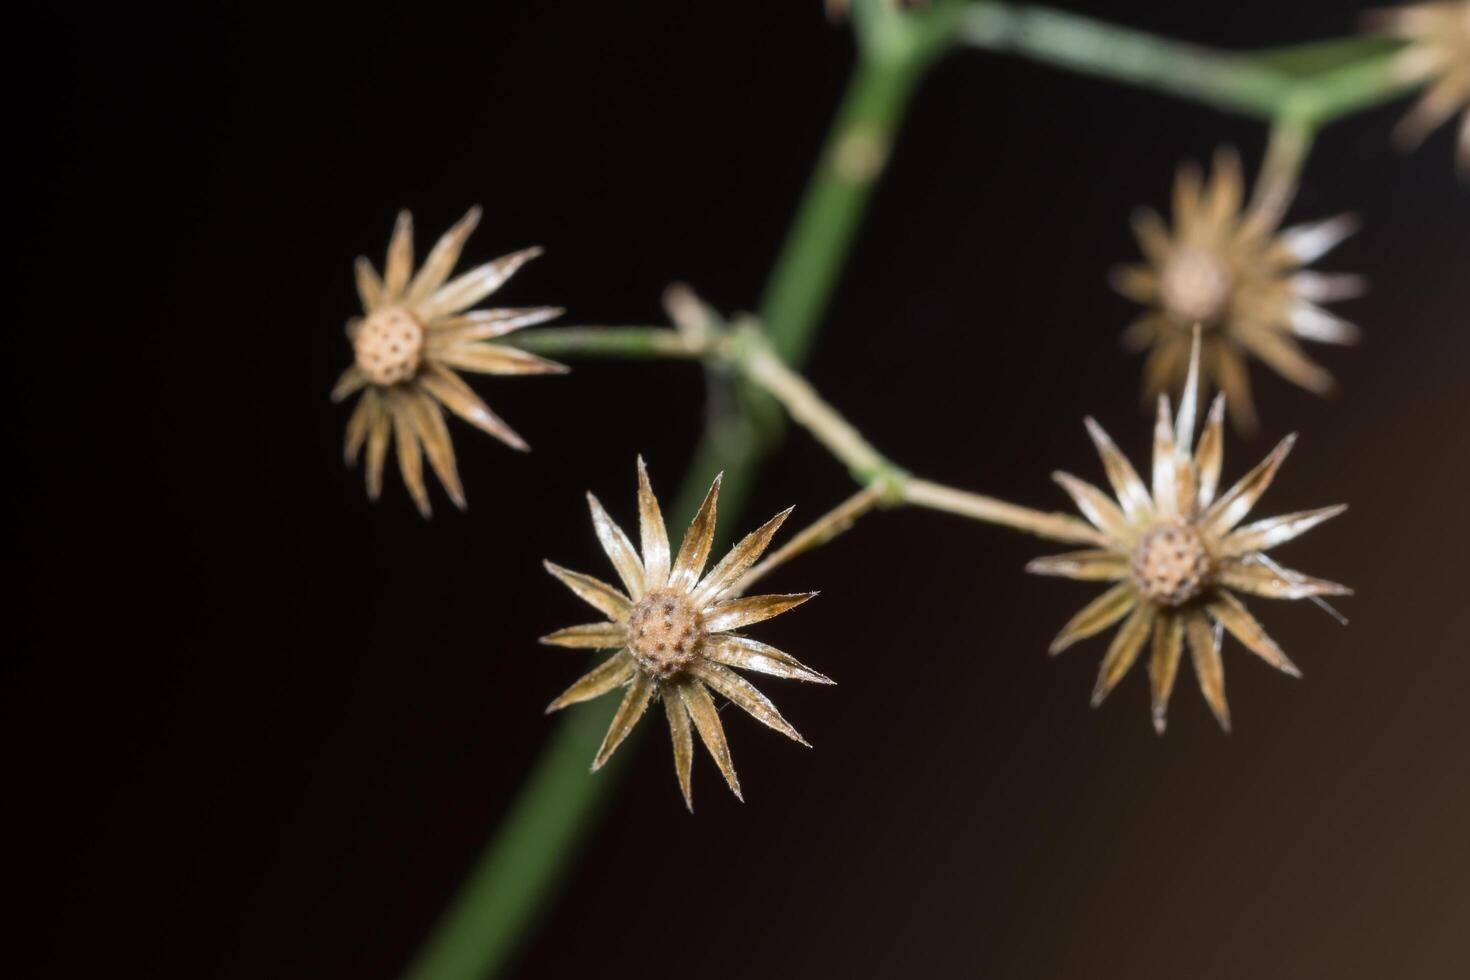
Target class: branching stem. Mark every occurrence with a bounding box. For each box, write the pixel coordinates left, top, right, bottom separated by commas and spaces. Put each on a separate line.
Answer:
519, 323, 1102, 546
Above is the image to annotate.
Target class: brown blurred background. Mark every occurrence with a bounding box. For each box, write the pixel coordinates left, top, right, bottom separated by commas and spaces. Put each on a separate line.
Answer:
15, 1, 1469, 977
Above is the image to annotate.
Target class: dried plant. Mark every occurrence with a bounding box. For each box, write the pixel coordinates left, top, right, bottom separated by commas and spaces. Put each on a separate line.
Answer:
332, 207, 564, 516
1112, 149, 1363, 432
1372, 1, 1470, 171
372, 5, 1465, 976
542, 459, 830, 810
1028, 341, 1349, 732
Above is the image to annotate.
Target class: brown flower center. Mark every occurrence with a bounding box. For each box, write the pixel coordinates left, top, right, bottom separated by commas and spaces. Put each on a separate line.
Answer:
1161, 246, 1233, 325
354, 307, 425, 386
626, 588, 703, 680
1131, 522, 1213, 607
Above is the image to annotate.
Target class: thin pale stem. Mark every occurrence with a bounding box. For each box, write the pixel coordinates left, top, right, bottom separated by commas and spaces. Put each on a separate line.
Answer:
1250, 115, 1316, 226
733, 484, 886, 597
735, 328, 897, 485
901, 477, 1107, 544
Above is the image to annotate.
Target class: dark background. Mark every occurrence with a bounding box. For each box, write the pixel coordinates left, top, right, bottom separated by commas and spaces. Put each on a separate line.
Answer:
16, 1, 1469, 977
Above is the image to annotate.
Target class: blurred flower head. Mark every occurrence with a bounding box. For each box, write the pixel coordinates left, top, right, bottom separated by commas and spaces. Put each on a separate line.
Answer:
1372, 1, 1470, 172
542, 459, 831, 810
332, 208, 565, 516
1028, 338, 1350, 732
1112, 148, 1364, 432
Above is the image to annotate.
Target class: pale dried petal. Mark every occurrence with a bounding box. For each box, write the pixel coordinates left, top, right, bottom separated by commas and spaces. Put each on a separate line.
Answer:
689, 661, 809, 746
1216, 559, 1352, 600
591, 671, 654, 770
427, 307, 565, 346
1109, 264, 1159, 303
704, 593, 816, 634
1194, 394, 1226, 508
1290, 272, 1366, 305
540, 622, 627, 649
1049, 582, 1138, 655
1287, 301, 1360, 345
384, 210, 414, 302
1207, 590, 1300, 677
1142, 333, 1188, 402
703, 635, 833, 684
365, 402, 391, 501
1214, 344, 1257, 434
669, 474, 721, 593
1149, 612, 1185, 733
331, 365, 368, 403
1130, 207, 1172, 265
1202, 433, 1296, 537
637, 457, 671, 590
1151, 395, 1179, 519
343, 390, 375, 466
543, 560, 633, 620
1092, 602, 1155, 706
1120, 312, 1166, 352
1186, 610, 1230, 731
1172, 160, 1204, 233
1238, 329, 1334, 395
1278, 214, 1357, 264
1395, 70, 1470, 148
1219, 504, 1347, 557
354, 257, 383, 312
694, 506, 794, 608
433, 343, 568, 376
405, 205, 481, 307
390, 395, 431, 518
416, 364, 528, 451
664, 689, 694, 811
1026, 550, 1130, 581
679, 680, 742, 800
1201, 147, 1243, 233
419, 246, 543, 321
1084, 417, 1153, 522
400, 386, 465, 510
1053, 471, 1134, 543
547, 653, 635, 713
587, 492, 646, 599
1175, 328, 1202, 450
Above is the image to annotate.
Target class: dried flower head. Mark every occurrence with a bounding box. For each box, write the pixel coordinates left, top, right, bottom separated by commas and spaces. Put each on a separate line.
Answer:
1112, 149, 1364, 432
1373, 1, 1470, 172
332, 208, 565, 516
542, 459, 831, 810
1027, 338, 1350, 732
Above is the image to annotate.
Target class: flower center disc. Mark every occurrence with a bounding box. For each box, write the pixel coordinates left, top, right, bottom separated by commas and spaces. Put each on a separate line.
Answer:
627, 589, 703, 680
354, 307, 425, 386
1131, 522, 1213, 607
1161, 246, 1233, 325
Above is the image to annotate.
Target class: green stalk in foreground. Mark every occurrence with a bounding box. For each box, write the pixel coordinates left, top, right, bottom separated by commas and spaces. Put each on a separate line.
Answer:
400, 8, 948, 980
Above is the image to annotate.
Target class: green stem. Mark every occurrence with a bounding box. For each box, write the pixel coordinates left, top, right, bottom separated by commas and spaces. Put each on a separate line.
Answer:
957, 2, 1413, 125
959, 3, 1292, 117
403, 9, 958, 979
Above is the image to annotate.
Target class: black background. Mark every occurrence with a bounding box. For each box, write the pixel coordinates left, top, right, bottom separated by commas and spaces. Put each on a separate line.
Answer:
17, 1, 1470, 977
